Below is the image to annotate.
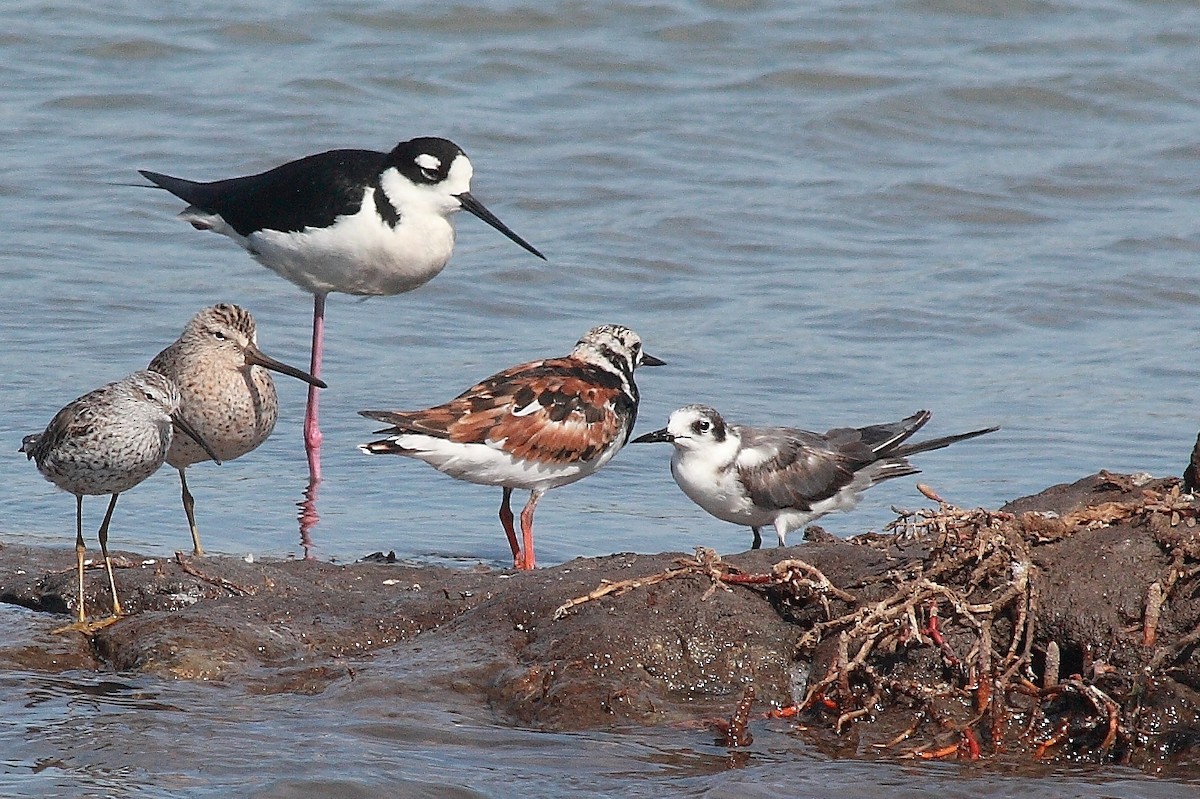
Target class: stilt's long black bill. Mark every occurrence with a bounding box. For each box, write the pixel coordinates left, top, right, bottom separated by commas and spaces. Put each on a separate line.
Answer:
245, 344, 327, 389
172, 414, 223, 464
456, 192, 546, 260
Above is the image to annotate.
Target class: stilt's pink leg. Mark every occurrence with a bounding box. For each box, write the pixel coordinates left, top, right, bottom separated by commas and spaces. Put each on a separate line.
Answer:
305, 292, 327, 483
518, 489, 544, 570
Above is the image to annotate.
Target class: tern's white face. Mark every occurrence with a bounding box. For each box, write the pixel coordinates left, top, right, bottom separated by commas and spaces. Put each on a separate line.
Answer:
664, 405, 739, 461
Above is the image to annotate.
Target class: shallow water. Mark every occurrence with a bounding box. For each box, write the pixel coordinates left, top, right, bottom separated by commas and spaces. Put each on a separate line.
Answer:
3, 0, 1200, 794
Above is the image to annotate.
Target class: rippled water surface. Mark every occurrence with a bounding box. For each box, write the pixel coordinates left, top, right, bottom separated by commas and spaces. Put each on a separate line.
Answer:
3, 0, 1200, 794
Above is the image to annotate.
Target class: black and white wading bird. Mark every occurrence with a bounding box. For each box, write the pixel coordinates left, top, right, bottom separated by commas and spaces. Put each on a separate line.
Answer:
140, 137, 545, 481
358, 325, 664, 570
634, 405, 997, 548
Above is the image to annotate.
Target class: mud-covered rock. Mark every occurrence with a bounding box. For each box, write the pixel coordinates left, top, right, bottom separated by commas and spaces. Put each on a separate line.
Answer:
1, 471, 1199, 772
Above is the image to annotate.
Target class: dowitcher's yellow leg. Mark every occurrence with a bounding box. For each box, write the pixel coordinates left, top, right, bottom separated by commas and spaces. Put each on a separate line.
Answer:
95, 493, 123, 622
72, 494, 86, 624
178, 468, 204, 557
54, 495, 111, 634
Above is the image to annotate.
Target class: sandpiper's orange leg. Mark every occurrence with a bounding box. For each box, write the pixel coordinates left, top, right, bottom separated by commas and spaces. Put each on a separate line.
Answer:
499, 487, 520, 566
517, 489, 545, 570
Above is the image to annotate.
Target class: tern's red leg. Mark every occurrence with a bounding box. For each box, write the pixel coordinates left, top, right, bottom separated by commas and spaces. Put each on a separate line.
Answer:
499, 487, 520, 565
304, 292, 327, 483
518, 489, 545, 570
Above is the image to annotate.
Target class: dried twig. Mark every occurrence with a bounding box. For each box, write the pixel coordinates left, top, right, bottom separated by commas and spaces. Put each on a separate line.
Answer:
174, 552, 255, 597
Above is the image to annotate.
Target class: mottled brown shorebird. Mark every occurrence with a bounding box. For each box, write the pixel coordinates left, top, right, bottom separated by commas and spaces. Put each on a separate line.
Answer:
148, 303, 326, 556
21, 370, 221, 633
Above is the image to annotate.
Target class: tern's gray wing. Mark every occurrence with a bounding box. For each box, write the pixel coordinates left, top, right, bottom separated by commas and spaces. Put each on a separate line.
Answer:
734, 426, 868, 511
824, 410, 930, 456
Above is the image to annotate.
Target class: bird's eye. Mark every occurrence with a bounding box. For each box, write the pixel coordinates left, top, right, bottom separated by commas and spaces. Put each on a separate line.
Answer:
142, 391, 156, 401
419, 167, 438, 181
212, 331, 227, 341
694, 420, 711, 434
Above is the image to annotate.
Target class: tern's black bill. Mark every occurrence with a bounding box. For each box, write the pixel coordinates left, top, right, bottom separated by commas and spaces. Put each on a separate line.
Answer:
456, 192, 546, 260
641, 353, 666, 367
172, 414, 223, 465
244, 345, 327, 389
632, 428, 673, 444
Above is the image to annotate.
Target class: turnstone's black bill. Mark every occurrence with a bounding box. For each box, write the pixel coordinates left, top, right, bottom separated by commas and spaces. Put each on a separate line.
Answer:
148, 304, 324, 557
633, 405, 997, 549
21, 371, 221, 633
139, 136, 545, 483
358, 324, 663, 570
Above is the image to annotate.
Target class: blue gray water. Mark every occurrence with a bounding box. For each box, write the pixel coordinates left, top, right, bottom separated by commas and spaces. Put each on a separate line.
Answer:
3, 0, 1200, 795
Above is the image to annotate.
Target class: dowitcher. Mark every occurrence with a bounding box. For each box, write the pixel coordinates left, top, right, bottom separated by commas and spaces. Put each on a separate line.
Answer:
140, 137, 545, 483
21, 370, 221, 633
359, 325, 663, 570
148, 303, 326, 556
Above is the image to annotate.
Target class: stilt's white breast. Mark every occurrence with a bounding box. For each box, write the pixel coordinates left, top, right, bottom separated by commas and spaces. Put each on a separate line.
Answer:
246, 189, 456, 296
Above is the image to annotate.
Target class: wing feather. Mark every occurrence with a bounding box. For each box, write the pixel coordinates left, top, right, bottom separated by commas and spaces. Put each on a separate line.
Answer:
361, 357, 631, 465
141, 149, 387, 236
736, 426, 861, 511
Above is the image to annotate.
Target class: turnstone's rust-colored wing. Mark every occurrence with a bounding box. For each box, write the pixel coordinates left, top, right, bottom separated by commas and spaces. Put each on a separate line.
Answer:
361, 357, 632, 466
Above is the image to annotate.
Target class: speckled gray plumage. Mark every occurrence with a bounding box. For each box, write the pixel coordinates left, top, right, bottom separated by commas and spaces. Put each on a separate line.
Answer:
22, 370, 183, 496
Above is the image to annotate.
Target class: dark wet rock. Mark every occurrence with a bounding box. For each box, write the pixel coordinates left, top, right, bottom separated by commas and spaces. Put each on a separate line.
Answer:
2, 471, 1200, 773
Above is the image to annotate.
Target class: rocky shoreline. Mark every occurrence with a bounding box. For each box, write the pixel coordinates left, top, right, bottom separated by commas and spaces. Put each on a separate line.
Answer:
2, 471, 1198, 772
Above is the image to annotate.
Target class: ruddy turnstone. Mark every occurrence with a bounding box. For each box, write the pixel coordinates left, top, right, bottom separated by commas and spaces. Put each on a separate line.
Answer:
140, 137, 545, 482
358, 324, 664, 569
20, 370, 221, 632
634, 405, 997, 548
148, 304, 326, 556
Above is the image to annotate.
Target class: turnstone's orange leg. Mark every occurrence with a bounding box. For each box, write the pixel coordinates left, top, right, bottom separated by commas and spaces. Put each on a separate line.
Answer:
499, 487, 520, 566
518, 489, 545, 570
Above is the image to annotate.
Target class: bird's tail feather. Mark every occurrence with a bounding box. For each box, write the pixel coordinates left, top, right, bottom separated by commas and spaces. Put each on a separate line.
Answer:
359, 439, 415, 456
891, 426, 999, 459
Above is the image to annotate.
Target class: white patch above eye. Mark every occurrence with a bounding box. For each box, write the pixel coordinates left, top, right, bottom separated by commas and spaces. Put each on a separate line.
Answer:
415, 153, 441, 171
